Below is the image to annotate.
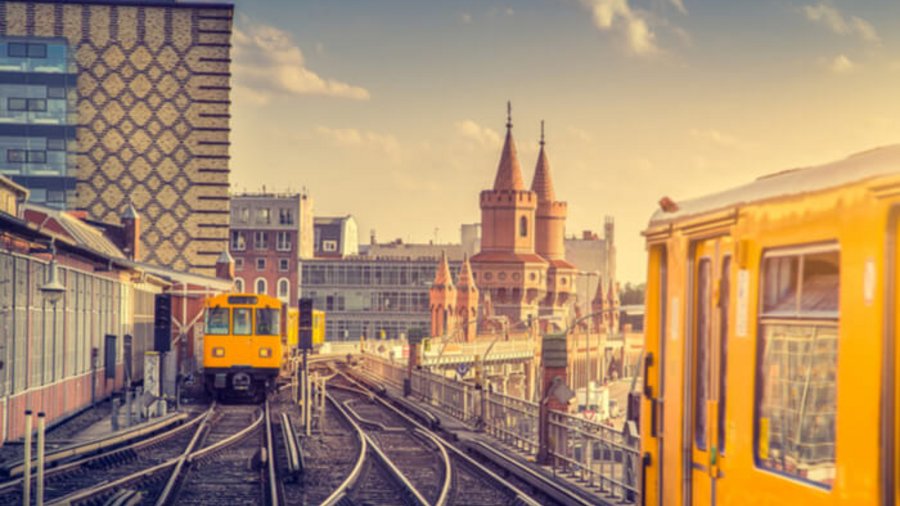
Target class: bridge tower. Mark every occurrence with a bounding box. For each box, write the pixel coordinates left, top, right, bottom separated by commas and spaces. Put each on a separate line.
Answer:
456, 253, 479, 343
429, 251, 457, 338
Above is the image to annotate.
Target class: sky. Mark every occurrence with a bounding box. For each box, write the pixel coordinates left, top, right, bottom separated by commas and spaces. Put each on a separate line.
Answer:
227, 0, 900, 284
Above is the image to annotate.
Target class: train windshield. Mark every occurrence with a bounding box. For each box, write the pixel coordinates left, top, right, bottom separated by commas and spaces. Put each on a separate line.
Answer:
233, 308, 252, 335
206, 307, 230, 335
256, 308, 280, 336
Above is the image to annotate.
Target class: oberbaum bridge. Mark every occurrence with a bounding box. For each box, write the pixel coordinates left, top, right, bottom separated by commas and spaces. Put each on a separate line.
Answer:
350, 111, 647, 503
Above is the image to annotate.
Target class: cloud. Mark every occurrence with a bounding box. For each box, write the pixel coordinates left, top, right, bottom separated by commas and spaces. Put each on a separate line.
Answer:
233, 19, 370, 103
826, 54, 855, 73
689, 128, 752, 150
455, 120, 502, 149
460, 12, 473, 23
577, 0, 660, 55
670, 0, 687, 15
314, 126, 402, 160
803, 3, 879, 43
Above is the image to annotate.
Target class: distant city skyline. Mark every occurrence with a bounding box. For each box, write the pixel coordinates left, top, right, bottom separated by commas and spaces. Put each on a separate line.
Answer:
229, 0, 900, 283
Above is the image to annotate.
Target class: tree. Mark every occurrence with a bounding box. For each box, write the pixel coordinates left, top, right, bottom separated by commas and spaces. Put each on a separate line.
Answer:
620, 282, 645, 305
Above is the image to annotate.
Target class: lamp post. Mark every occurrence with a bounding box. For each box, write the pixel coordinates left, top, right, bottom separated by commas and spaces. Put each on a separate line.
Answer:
37, 250, 65, 506
576, 270, 599, 407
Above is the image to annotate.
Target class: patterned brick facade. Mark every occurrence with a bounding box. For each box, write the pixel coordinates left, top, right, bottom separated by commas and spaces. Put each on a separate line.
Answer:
0, 1, 233, 276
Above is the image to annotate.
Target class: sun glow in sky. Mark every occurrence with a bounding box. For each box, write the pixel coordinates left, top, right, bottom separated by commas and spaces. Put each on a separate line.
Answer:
229, 0, 900, 283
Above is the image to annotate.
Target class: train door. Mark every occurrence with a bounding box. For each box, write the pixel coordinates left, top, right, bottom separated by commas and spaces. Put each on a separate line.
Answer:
687, 237, 731, 506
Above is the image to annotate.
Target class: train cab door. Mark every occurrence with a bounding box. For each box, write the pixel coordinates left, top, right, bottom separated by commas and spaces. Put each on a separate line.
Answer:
687, 236, 732, 506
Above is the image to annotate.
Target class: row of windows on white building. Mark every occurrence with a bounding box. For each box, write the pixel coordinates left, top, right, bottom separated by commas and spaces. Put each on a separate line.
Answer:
230, 231, 292, 251
231, 206, 294, 226
234, 277, 292, 301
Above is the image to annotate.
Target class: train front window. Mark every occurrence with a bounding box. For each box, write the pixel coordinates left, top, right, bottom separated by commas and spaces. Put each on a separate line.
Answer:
206, 307, 230, 335
256, 308, 280, 336
756, 245, 839, 488
233, 308, 252, 336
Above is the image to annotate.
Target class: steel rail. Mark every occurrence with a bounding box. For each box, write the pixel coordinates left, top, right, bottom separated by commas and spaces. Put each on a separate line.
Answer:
2, 411, 189, 478
0, 409, 204, 494
280, 412, 301, 474
154, 403, 220, 506
339, 370, 543, 506
413, 427, 452, 506
264, 401, 280, 506
43, 405, 216, 506
319, 393, 368, 506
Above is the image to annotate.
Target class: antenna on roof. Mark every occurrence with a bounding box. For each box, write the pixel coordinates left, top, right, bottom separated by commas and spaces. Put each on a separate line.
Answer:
506, 100, 512, 130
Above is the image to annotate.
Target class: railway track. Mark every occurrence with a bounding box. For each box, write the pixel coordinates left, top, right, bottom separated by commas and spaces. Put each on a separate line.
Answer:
327, 372, 541, 506
0, 408, 204, 506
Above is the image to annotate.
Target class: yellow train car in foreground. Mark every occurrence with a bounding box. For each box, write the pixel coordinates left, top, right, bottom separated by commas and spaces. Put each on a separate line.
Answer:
641, 145, 900, 506
204, 293, 283, 399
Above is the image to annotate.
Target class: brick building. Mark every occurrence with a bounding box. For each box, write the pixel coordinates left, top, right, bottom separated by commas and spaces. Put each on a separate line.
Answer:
230, 191, 313, 307
0, 0, 234, 275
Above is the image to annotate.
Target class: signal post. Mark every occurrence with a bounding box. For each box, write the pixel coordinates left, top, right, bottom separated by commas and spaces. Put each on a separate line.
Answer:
298, 298, 314, 436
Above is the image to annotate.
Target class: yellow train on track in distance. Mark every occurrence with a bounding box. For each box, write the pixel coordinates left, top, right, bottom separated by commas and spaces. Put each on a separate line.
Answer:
202, 293, 326, 400
641, 145, 900, 506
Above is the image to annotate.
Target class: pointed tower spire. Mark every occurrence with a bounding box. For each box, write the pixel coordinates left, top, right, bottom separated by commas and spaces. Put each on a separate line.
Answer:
531, 120, 556, 202
456, 253, 480, 342
457, 253, 474, 288
433, 250, 454, 287
493, 101, 525, 191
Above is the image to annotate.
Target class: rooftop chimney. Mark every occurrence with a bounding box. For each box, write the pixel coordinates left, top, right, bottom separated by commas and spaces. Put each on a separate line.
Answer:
215, 250, 235, 281
121, 203, 140, 261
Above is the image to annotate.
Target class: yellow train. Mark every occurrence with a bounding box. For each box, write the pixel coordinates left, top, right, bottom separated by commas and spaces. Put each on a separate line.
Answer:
641, 146, 900, 505
203, 293, 284, 399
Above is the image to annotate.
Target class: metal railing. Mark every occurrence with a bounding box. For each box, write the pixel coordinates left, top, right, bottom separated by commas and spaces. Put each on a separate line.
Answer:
361, 352, 642, 504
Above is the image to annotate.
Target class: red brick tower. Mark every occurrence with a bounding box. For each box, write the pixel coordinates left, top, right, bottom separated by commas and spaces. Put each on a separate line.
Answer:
471, 103, 547, 326
455, 254, 479, 342
531, 122, 577, 320
430, 251, 458, 337
591, 276, 605, 333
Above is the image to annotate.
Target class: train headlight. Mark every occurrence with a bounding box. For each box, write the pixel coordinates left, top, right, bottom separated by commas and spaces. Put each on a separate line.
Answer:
212, 347, 225, 357
259, 347, 272, 358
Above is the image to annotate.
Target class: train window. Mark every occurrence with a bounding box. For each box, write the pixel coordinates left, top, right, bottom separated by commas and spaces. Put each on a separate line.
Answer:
206, 307, 230, 335
756, 246, 839, 488
256, 308, 280, 336
695, 258, 712, 451
233, 308, 252, 336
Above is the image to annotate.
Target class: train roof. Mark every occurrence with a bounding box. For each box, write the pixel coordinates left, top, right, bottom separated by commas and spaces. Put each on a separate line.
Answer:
648, 144, 900, 227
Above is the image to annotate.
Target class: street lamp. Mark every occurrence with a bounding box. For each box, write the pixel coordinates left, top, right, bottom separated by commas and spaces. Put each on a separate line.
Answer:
40, 257, 65, 306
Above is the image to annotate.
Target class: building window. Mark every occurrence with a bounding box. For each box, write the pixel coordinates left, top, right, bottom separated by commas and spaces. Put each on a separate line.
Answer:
323, 240, 337, 252
7, 42, 47, 58
277, 278, 290, 301
255, 278, 268, 295
279, 258, 290, 272
519, 216, 528, 237
240, 207, 249, 223
46, 138, 65, 151
234, 278, 244, 292
234, 258, 244, 270
276, 231, 291, 251
256, 258, 266, 271
257, 208, 271, 224
230, 231, 246, 251
9, 98, 47, 112
279, 208, 293, 225
47, 87, 65, 99
254, 231, 268, 249
755, 245, 839, 488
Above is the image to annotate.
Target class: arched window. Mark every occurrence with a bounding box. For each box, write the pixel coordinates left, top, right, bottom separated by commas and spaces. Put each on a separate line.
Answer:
277, 278, 290, 301
234, 278, 244, 293
519, 216, 528, 237
255, 277, 267, 295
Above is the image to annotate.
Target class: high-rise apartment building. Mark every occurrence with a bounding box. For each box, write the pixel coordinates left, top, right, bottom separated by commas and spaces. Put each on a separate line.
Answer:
0, 0, 234, 275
